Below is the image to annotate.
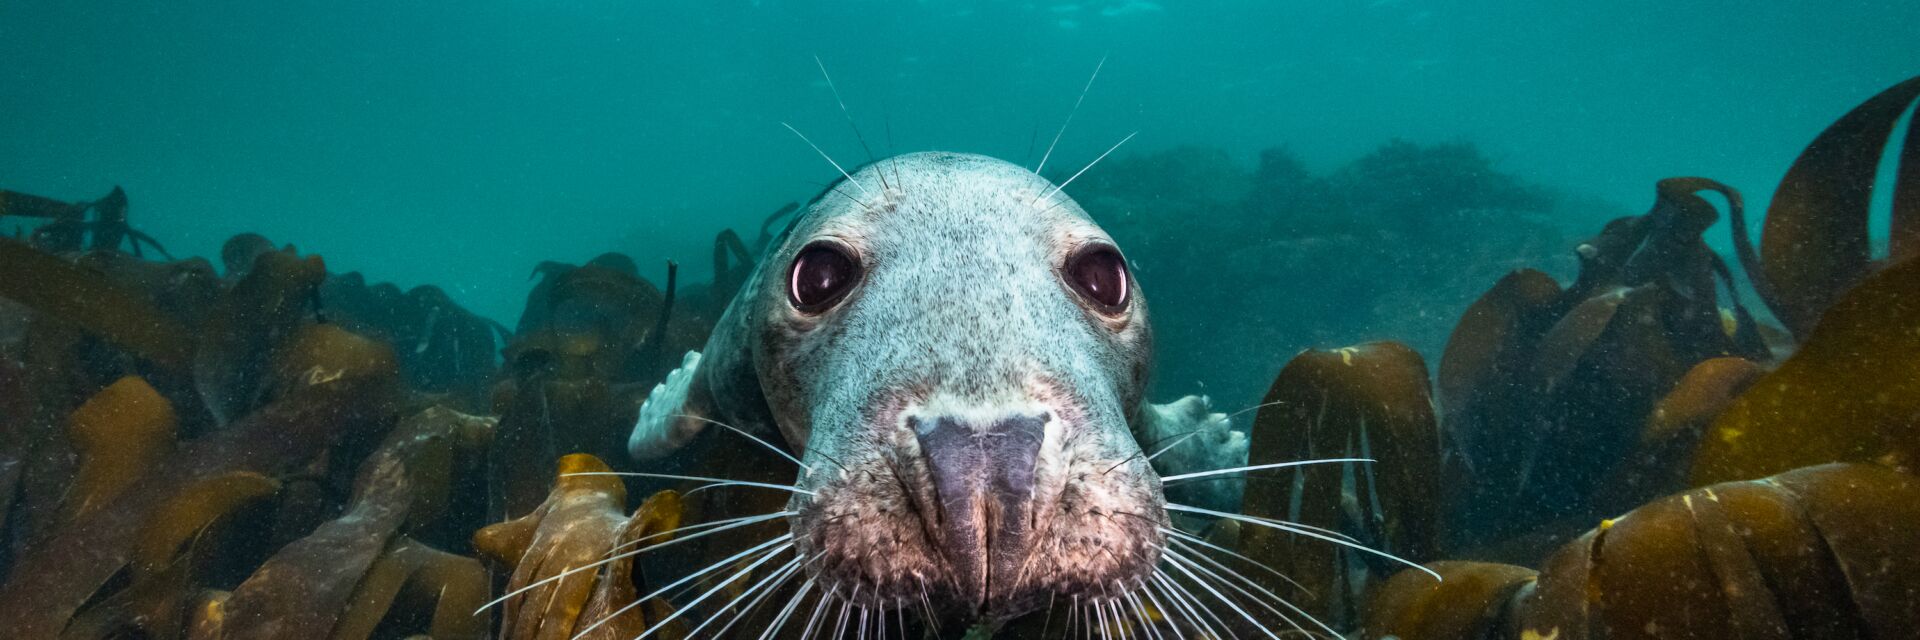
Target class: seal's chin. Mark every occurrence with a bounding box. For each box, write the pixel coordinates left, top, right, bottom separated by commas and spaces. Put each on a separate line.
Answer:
790, 401, 1168, 625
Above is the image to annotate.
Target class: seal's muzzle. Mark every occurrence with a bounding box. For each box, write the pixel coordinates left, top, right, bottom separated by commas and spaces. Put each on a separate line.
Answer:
911, 410, 1049, 612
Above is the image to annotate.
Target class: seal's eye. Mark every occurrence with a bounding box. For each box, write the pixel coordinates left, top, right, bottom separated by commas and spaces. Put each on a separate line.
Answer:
788, 241, 861, 313
1065, 244, 1130, 314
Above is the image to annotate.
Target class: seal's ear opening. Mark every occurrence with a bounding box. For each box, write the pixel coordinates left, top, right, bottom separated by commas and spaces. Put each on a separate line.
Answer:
1064, 243, 1131, 315
788, 240, 862, 313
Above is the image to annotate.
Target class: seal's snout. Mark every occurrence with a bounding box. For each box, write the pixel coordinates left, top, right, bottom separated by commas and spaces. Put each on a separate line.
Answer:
911, 410, 1050, 610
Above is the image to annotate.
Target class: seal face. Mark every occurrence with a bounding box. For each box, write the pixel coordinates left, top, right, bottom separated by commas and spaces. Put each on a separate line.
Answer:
632, 151, 1170, 626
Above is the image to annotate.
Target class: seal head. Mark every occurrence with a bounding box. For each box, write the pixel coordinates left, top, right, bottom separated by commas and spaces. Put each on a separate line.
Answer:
631, 151, 1169, 625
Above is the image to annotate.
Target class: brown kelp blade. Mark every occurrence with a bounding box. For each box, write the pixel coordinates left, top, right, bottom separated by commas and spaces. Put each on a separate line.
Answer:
1360, 561, 1536, 640
0, 238, 192, 370
1690, 254, 1920, 485
1243, 342, 1441, 625
1758, 75, 1920, 336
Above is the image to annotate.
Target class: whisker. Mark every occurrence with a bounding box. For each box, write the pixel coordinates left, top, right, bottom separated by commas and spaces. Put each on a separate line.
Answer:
474, 511, 791, 614
1036, 131, 1137, 206
1152, 573, 1231, 640
1034, 55, 1107, 176
568, 534, 793, 639
1158, 526, 1312, 594
1165, 547, 1324, 638
689, 555, 805, 638
1223, 400, 1285, 421
673, 413, 813, 473
608, 510, 791, 555
1165, 503, 1440, 580
799, 586, 836, 640
813, 55, 888, 192
596, 540, 796, 640
759, 576, 817, 640
1163, 552, 1283, 640
564, 471, 815, 496
1144, 429, 1205, 464
1160, 458, 1374, 484
1138, 579, 1189, 640
782, 122, 874, 200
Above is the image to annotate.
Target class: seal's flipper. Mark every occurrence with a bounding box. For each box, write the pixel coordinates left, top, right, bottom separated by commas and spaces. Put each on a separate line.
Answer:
628, 350, 712, 460
1138, 395, 1244, 478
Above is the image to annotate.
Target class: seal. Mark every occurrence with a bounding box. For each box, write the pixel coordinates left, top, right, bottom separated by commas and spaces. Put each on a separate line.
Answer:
627, 151, 1238, 630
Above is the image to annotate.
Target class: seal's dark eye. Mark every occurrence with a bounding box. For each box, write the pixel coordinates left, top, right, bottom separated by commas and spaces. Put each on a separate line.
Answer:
788, 241, 861, 313
1065, 244, 1130, 314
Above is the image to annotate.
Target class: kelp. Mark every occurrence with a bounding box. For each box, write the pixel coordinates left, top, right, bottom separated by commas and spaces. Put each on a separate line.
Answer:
0, 186, 170, 257
0, 373, 393, 637
1359, 561, 1536, 640
328, 536, 491, 640
1369, 463, 1920, 640
0, 237, 193, 370
1241, 341, 1441, 626
1437, 177, 1767, 550
1690, 254, 1920, 485
65, 376, 179, 518
194, 248, 328, 424
320, 271, 503, 403
1747, 75, 1920, 337
218, 405, 491, 639
475, 454, 689, 640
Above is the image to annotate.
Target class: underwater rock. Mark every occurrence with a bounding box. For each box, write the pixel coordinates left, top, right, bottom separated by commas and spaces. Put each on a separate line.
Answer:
1749, 75, 1920, 338
1240, 341, 1441, 626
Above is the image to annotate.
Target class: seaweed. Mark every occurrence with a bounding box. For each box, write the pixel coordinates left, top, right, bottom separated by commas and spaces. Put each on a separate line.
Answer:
1241, 341, 1442, 626
1746, 76, 1920, 338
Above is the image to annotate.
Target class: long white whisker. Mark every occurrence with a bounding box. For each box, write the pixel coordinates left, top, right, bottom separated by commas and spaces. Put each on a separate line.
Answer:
568, 534, 792, 639
607, 511, 792, 556
1158, 526, 1312, 594
564, 471, 815, 496
1163, 553, 1282, 640
673, 413, 813, 473
1037, 131, 1137, 205
1153, 572, 1231, 640
689, 555, 804, 638
474, 511, 786, 615
782, 122, 874, 200
799, 586, 835, 640
1144, 430, 1205, 464
607, 540, 796, 640
760, 576, 817, 640
1160, 458, 1374, 484
1165, 547, 1320, 638
1034, 55, 1107, 176
1166, 505, 1361, 545
813, 55, 887, 191
1170, 539, 1337, 639
1138, 581, 1188, 640
1165, 503, 1440, 580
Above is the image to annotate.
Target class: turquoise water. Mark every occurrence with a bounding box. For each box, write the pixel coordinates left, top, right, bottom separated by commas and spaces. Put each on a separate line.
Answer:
3, 3, 1919, 638
4, 2, 1914, 323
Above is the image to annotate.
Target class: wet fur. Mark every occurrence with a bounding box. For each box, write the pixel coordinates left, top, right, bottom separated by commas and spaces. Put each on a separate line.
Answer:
631, 152, 1171, 625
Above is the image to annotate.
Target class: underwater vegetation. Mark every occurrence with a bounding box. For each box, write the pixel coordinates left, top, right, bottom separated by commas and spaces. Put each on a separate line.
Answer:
0, 75, 1915, 639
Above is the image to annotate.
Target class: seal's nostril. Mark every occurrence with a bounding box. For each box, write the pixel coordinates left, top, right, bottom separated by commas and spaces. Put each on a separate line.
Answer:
911, 410, 1051, 609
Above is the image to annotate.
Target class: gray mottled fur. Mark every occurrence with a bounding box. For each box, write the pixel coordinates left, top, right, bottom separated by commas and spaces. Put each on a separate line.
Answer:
629, 151, 1219, 625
